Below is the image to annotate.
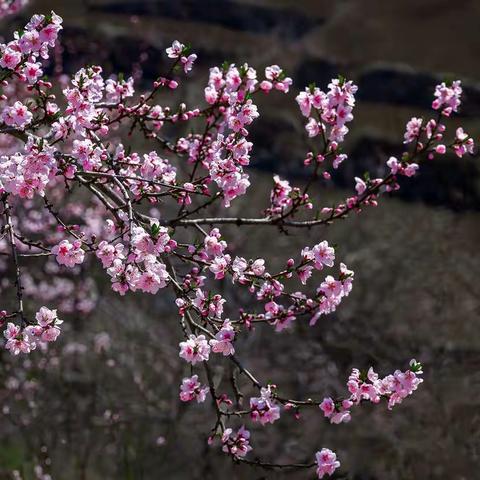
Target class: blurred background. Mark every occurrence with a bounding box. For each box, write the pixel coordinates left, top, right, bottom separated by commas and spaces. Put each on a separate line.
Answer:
1, 1, 480, 479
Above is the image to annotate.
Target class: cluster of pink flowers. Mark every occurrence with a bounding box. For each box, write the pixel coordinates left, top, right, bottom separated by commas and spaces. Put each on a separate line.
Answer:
259, 65, 292, 94
209, 320, 235, 356
231, 256, 265, 282
3, 323, 34, 355
315, 448, 341, 479
105, 76, 135, 103
432, 80, 462, 116
52, 239, 85, 268
2, 11, 475, 477
310, 263, 354, 325
320, 360, 424, 425
319, 397, 352, 425
387, 156, 419, 178
3, 307, 62, 355
221, 426, 252, 458
193, 289, 226, 319
250, 386, 281, 425
166, 40, 197, 73
2, 101, 33, 129
452, 127, 475, 157
0, 137, 57, 198
404, 117, 423, 144
302, 240, 335, 271
179, 334, 211, 365
348, 360, 424, 410
179, 375, 209, 403
98, 222, 175, 296
62, 66, 109, 133
296, 77, 357, 158
0, 12, 62, 79
267, 174, 294, 215
202, 63, 291, 206
96, 241, 125, 268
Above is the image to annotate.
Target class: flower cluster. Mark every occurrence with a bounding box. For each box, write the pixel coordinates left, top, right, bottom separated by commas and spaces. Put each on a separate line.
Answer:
166, 40, 197, 73
267, 174, 294, 215
2, 101, 32, 129
1, 11, 474, 478
315, 448, 341, 479
296, 77, 357, 152
52, 239, 85, 268
0, 12, 62, 80
3, 307, 62, 355
221, 426, 252, 458
179, 334, 211, 365
0, 137, 57, 198
179, 375, 209, 403
320, 360, 424, 424
250, 386, 281, 425
202, 63, 291, 206
209, 320, 235, 356
432, 80, 462, 116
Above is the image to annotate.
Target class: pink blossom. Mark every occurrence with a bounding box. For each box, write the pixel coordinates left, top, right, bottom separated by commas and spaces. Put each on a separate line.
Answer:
181, 53, 197, 73
306, 117, 320, 137
320, 276, 343, 298
2, 101, 33, 129
0, 46, 21, 69
268, 174, 293, 214
4, 323, 35, 355
179, 375, 209, 403
166, 40, 184, 59
319, 397, 335, 418
105, 76, 134, 103
403, 163, 419, 177
251, 259, 265, 276
179, 334, 211, 364
315, 448, 340, 479
96, 241, 125, 268
0, 137, 57, 198
298, 265, 313, 285
259, 80, 273, 92
193, 289, 225, 318
52, 239, 85, 268
346, 360, 423, 411
453, 127, 475, 157
354, 177, 366, 195
387, 156, 400, 174
136, 257, 169, 294
209, 254, 231, 280
296, 90, 312, 117
209, 320, 235, 356
302, 241, 335, 270
222, 426, 252, 458
232, 256, 248, 280
250, 386, 281, 425
33, 306, 63, 343
18, 29, 40, 53
432, 80, 462, 116
404, 117, 423, 143
23, 62, 43, 84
